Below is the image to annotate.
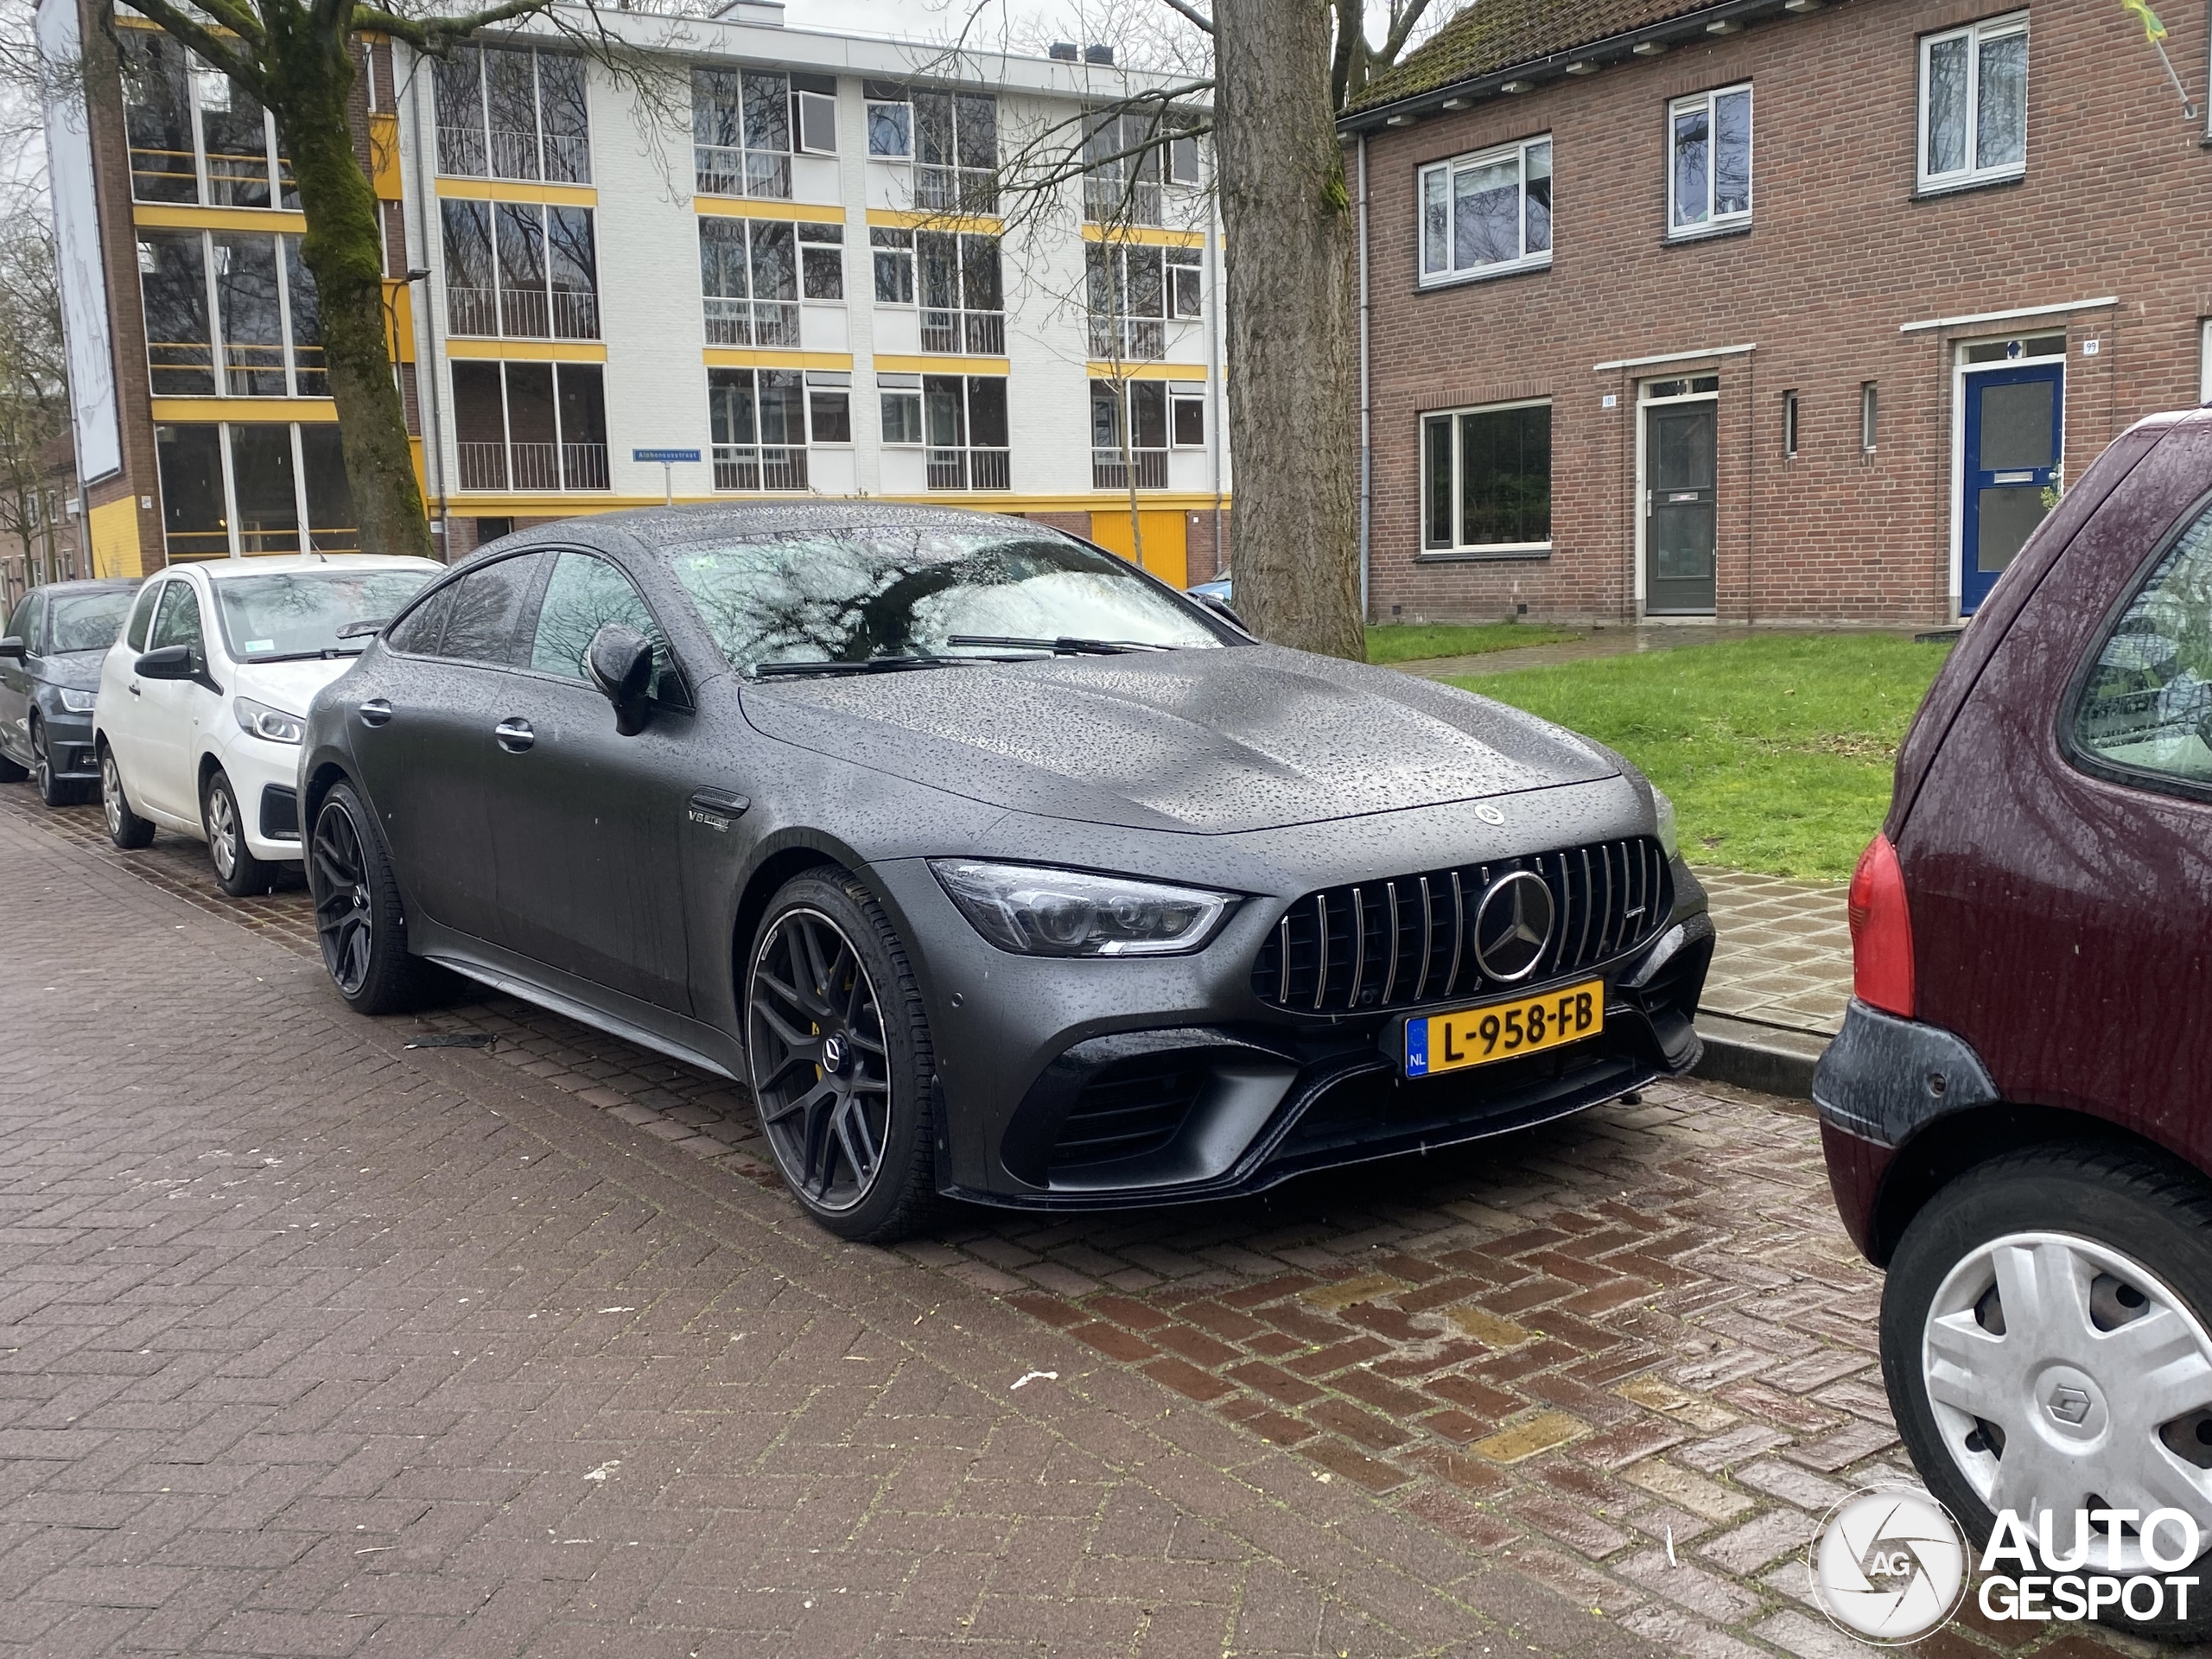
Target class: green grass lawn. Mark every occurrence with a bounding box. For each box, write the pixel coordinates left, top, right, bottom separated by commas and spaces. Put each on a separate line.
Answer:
1453, 632, 1955, 880
1365, 620, 1580, 664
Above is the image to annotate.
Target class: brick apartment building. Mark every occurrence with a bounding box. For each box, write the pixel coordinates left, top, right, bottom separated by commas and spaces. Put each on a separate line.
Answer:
1340, 0, 2212, 626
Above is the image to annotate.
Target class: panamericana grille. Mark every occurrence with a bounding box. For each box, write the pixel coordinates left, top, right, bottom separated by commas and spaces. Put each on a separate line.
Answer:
1250, 837, 1672, 1015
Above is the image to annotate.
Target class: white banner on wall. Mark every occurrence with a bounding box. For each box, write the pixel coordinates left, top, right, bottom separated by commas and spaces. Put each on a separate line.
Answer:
38, 0, 123, 486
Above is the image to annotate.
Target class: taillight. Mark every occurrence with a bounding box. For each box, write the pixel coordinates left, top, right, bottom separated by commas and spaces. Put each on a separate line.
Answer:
1847, 833, 1916, 1018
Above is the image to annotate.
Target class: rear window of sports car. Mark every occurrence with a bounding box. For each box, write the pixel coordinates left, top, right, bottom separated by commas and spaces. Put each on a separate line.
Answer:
661, 528, 1223, 675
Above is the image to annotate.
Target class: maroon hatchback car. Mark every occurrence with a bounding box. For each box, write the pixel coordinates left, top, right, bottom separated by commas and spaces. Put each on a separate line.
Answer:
1817, 404, 2212, 1617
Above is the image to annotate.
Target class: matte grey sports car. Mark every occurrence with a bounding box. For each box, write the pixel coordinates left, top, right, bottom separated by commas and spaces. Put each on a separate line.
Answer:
299, 505, 1712, 1241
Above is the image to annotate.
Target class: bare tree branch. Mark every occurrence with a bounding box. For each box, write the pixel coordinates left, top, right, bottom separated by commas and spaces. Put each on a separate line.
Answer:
118, 0, 264, 89
1155, 0, 1214, 35
353, 0, 561, 55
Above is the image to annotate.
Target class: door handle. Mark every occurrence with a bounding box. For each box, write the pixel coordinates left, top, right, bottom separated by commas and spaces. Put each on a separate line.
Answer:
358, 698, 392, 728
128, 681, 141, 696
494, 717, 535, 753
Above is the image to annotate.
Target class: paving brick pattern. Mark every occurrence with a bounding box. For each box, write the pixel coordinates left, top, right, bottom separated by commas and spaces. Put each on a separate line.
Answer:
0, 787, 2158, 1657
1693, 869, 1852, 1040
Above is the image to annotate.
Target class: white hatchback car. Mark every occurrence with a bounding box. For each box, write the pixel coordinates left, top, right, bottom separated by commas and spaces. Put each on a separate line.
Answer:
95, 554, 441, 894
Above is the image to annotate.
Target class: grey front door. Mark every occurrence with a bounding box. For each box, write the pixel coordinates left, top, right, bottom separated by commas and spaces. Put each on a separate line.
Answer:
1646, 401, 1718, 614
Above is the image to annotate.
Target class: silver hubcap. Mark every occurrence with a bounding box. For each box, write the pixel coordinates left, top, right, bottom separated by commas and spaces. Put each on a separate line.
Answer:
208, 783, 237, 878
101, 756, 123, 836
1924, 1230, 2212, 1571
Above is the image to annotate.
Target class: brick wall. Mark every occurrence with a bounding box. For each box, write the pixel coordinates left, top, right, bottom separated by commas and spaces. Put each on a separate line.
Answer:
1357, 0, 2209, 627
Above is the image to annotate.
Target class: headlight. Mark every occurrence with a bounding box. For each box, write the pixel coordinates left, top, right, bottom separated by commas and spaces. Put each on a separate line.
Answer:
930, 861, 1238, 957
1651, 786, 1680, 861
55, 688, 96, 714
235, 696, 305, 745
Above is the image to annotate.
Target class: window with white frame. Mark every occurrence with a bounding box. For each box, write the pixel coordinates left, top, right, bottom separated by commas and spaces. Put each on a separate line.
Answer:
698, 218, 840, 347
879, 372, 923, 444
709, 366, 847, 492
119, 29, 295, 207
693, 68, 796, 199
154, 421, 357, 556
865, 80, 912, 156
441, 200, 599, 340
1086, 243, 1200, 360
1918, 12, 2027, 193
872, 228, 915, 302
434, 45, 590, 184
1421, 399, 1552, 554
1669, 85, 1751, 235
1418, 136, 1551, 285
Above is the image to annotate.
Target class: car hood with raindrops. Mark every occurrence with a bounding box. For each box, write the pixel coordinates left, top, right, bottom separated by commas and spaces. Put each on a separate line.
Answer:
737, 643, 1621, 836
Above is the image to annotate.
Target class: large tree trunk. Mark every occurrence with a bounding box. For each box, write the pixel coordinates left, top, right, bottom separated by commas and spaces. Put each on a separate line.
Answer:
1212, 0, 1362, 659
268, 29, 435, 561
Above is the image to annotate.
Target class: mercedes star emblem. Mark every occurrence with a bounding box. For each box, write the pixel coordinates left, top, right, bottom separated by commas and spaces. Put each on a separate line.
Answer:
1471, 870, 1555, 983
821, 1034, 846, 1074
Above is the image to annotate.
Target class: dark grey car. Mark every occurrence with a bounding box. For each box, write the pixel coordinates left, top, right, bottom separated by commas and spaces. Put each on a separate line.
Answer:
299, 505, 1713, 1241
0, 579, 140, 805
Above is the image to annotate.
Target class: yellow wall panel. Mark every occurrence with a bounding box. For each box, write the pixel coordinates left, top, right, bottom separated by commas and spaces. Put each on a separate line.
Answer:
1087, 507, 1187, 588
88, 497, 146, 580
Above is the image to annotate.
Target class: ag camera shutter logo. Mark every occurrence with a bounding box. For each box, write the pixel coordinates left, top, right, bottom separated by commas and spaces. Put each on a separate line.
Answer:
1809, 1487, 1969, 1644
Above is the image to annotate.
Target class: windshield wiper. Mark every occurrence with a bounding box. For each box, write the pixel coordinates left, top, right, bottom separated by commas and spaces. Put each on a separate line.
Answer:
241, 646, 368, 664
751, 654, 979, 679
944, 634, 1171, 656
335, 618, 388, 640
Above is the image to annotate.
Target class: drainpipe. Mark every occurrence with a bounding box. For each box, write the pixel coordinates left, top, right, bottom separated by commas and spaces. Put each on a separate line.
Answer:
401, 50, 453, 558
1357, 130, 1371, 620
1205, 208, 1223, 578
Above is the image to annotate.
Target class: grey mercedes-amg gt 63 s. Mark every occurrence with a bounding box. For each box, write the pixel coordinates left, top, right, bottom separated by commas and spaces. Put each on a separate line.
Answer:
299, 505, 1712, 1241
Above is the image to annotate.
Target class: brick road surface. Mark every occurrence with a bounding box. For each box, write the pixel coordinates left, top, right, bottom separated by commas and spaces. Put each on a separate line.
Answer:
0, 785, 2168, 1658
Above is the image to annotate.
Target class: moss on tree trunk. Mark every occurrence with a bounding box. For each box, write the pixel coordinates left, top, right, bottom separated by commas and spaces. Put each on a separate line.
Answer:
264, 24, 433, 560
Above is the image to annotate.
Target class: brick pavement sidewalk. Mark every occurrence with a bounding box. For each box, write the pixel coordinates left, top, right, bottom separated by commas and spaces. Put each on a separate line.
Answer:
0, 785, 2157, 1659
1694, 869, 1851, 1041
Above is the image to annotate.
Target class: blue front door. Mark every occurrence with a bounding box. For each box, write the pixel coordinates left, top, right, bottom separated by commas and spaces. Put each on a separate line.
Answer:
1961, 362, 2063, 614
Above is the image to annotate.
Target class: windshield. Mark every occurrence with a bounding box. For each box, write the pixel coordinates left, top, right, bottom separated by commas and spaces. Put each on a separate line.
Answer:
662, 527, 1224, 675
45, 591, 134, 654
212, 569, 434, 661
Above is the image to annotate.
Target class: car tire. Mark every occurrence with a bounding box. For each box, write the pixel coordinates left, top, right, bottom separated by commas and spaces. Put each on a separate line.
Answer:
31, 717, 73, 806
99, 742, 156, 849
1882, 1144, 2212, 1641
203, 768, 276, 897
744, 869, 940, 1243
306, 779, 427, 1015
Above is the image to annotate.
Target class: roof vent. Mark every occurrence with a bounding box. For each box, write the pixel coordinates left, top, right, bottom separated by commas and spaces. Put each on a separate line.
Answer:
1084, 44, 1114, 65
1049, 41, 1078, 60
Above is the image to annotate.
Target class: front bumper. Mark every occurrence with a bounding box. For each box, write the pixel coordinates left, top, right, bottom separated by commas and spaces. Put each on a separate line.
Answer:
880, 853, 1714, 1210
37, 709, 98, 779
215, 734, 308, 862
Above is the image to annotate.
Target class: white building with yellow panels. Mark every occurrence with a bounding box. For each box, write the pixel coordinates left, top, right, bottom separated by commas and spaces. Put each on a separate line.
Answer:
393, 1, 1230, 585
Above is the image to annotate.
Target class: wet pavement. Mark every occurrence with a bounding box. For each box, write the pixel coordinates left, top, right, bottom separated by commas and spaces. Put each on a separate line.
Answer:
0, 785, 2154, 1657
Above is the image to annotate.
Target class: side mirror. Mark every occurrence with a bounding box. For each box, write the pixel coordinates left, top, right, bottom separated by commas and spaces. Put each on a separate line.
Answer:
1191, 592, 1251, 634
0, 635, 23, 660
135, 645, 194, 680
586, 622, 655, 737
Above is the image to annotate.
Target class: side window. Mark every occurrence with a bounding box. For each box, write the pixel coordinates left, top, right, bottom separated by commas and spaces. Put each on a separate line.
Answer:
125, 582, 162, 652
436, 552, 543, 665
149, 581, 206, 652
384, 583, 454, 655
6, 594, 35, 649
528, 550, 681, 700
2073, 505, 2212, 793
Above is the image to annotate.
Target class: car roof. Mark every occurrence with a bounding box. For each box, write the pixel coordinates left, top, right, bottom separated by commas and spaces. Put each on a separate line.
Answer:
481, 500, 1081, 559
187, 554, 445, 582
29, 578, 138, 597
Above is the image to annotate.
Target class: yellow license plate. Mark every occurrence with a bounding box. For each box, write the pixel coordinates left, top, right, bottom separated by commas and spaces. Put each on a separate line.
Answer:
1405, 980, 1604, 1077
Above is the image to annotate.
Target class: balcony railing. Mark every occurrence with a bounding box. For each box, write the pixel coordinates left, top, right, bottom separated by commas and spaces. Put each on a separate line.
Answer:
448, 285, 499, 337
487, 127, 539, 179
703, 296, 801, 348
920, 309, 1005, 356
713, 445, 809, 492
1084, 175, 1161, 226
694, 145, 791, 200
926, 447, 1011, 492
1089, 315, 1166, 361
543, 133, 591, 184
446, 285, 598, 340
438, 125, 488, 175
456, 441, 609, 492
1093, 448, 1169, 491
916, 164, 997, 215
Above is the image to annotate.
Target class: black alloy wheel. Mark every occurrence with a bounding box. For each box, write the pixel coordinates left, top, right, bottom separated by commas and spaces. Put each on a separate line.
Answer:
308, 781, 424, 1014
31, 717, 70, 807
746, 872, 939, 1242
100, 743, 155, 849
